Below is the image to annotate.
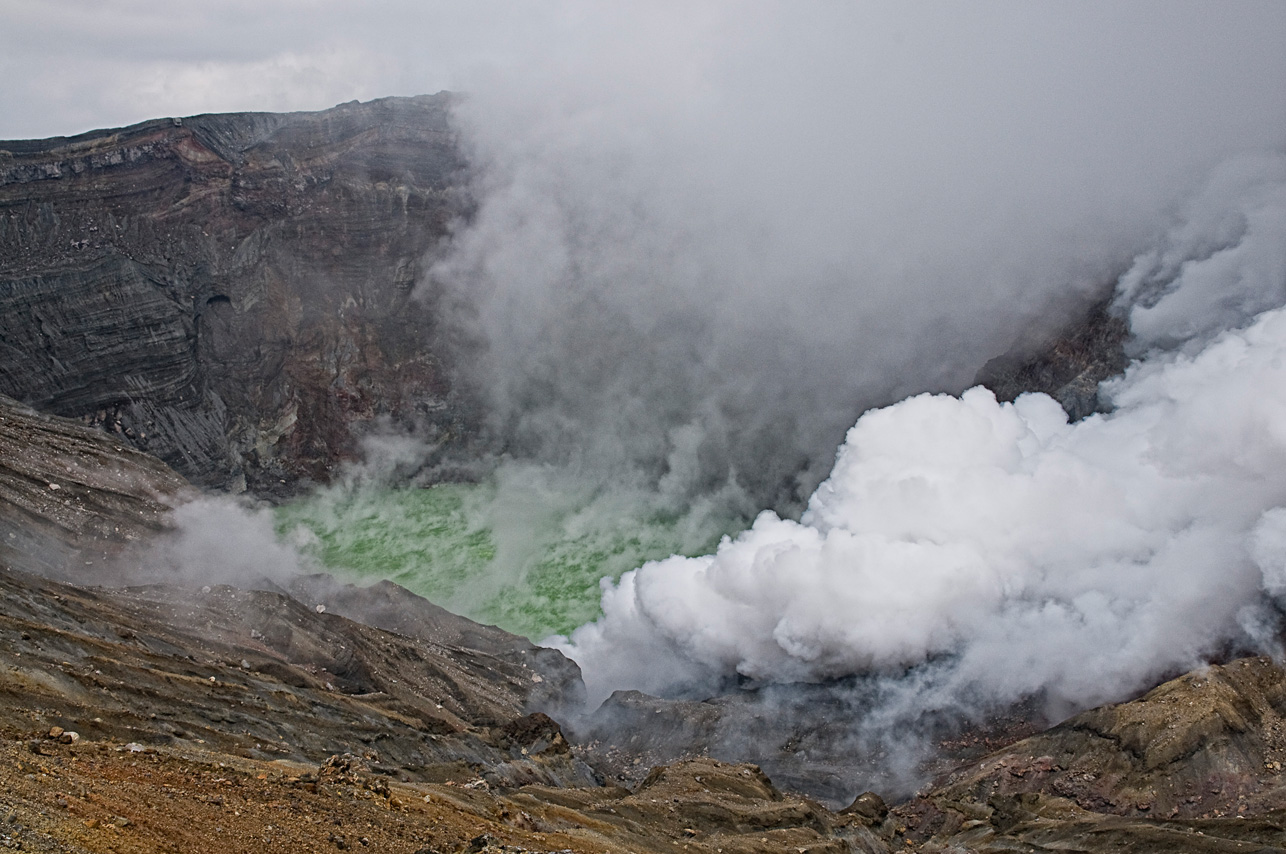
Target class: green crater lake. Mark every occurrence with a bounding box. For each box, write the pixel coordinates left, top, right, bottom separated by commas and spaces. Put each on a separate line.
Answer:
275, 478, 735, 641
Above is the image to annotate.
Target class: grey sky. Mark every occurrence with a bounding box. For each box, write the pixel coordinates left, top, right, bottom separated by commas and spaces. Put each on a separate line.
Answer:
2, 1, 1283, 143
0, 0, 567, 138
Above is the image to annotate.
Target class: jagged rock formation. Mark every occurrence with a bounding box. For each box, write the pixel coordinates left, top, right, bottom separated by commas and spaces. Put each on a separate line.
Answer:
575, 683, 1047, 810
0, 96, 468, 494
916, 657, 1286, 820
575, 685, 899, 805
887, 658, 1286, 852
974, 298, 1129, 420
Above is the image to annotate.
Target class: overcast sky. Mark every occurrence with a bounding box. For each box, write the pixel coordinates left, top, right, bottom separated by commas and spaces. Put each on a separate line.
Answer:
0, 0, 572, 138
1, 1, 1284, 142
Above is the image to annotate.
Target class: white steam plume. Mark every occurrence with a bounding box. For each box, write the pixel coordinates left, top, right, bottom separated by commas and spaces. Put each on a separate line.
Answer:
108, 497, 318, 591
427, 1, 1286, 511
559, 155, 1286, 716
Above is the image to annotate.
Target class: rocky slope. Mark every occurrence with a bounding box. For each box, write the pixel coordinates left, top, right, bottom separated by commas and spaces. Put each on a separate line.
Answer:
4, 399, 1286, 852
0, 394, 871, 853
0, 392, 191, 577
0, 96, 468, 494
973, 297, 1129, 420
889, 657, 1286, 852
5, 547, 1286, 853
0, 392, 588, 772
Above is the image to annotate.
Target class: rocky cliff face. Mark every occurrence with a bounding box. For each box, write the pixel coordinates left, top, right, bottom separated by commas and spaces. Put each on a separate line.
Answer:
0, 96, 468, 494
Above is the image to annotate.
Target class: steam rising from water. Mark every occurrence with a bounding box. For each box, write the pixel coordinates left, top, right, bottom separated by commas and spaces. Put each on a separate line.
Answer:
417, 4, 1286, 721
427, 1, 1286, 512
274, 464, 738, 639
140, 4, 1286, 789
560, 156, 1286, 719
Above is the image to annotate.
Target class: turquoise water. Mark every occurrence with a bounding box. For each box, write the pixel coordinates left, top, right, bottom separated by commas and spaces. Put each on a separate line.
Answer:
274, 475, 737, 641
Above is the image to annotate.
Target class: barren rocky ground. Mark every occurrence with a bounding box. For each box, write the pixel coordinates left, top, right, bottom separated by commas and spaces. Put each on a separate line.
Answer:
1, 393, 1285, 852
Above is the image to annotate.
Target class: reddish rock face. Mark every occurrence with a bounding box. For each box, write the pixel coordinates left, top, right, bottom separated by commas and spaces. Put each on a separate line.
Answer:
0, 96, 471, 495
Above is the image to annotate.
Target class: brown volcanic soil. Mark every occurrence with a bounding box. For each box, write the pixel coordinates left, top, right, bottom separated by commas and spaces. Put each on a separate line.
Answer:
0, 737, 526, 854
0, 733, 887, 854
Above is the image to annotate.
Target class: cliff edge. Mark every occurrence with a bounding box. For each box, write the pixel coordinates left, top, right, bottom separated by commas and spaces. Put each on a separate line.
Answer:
0, 95, 469, 495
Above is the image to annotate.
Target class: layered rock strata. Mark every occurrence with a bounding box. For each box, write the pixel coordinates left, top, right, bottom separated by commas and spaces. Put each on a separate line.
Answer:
0, 95, 468, 494
0, 392, 190, 576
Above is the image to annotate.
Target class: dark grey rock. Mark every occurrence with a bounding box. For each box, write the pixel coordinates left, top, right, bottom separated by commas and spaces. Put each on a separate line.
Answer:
0, 391, 191, 577
0, 95, 472, 495
974, 298, 1129, 420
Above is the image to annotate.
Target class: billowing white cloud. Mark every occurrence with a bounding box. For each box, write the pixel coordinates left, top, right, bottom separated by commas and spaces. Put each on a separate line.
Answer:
430, 1, 1286, 510
558, 157, 1286, 722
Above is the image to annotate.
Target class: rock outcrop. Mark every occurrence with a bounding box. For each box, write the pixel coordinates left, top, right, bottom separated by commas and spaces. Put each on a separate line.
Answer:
887, 657, 1286, 852
917, 657, 1286, 820
0, 392, 191, 577
974, 297, 1129, 420
0, 96, 468, 494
